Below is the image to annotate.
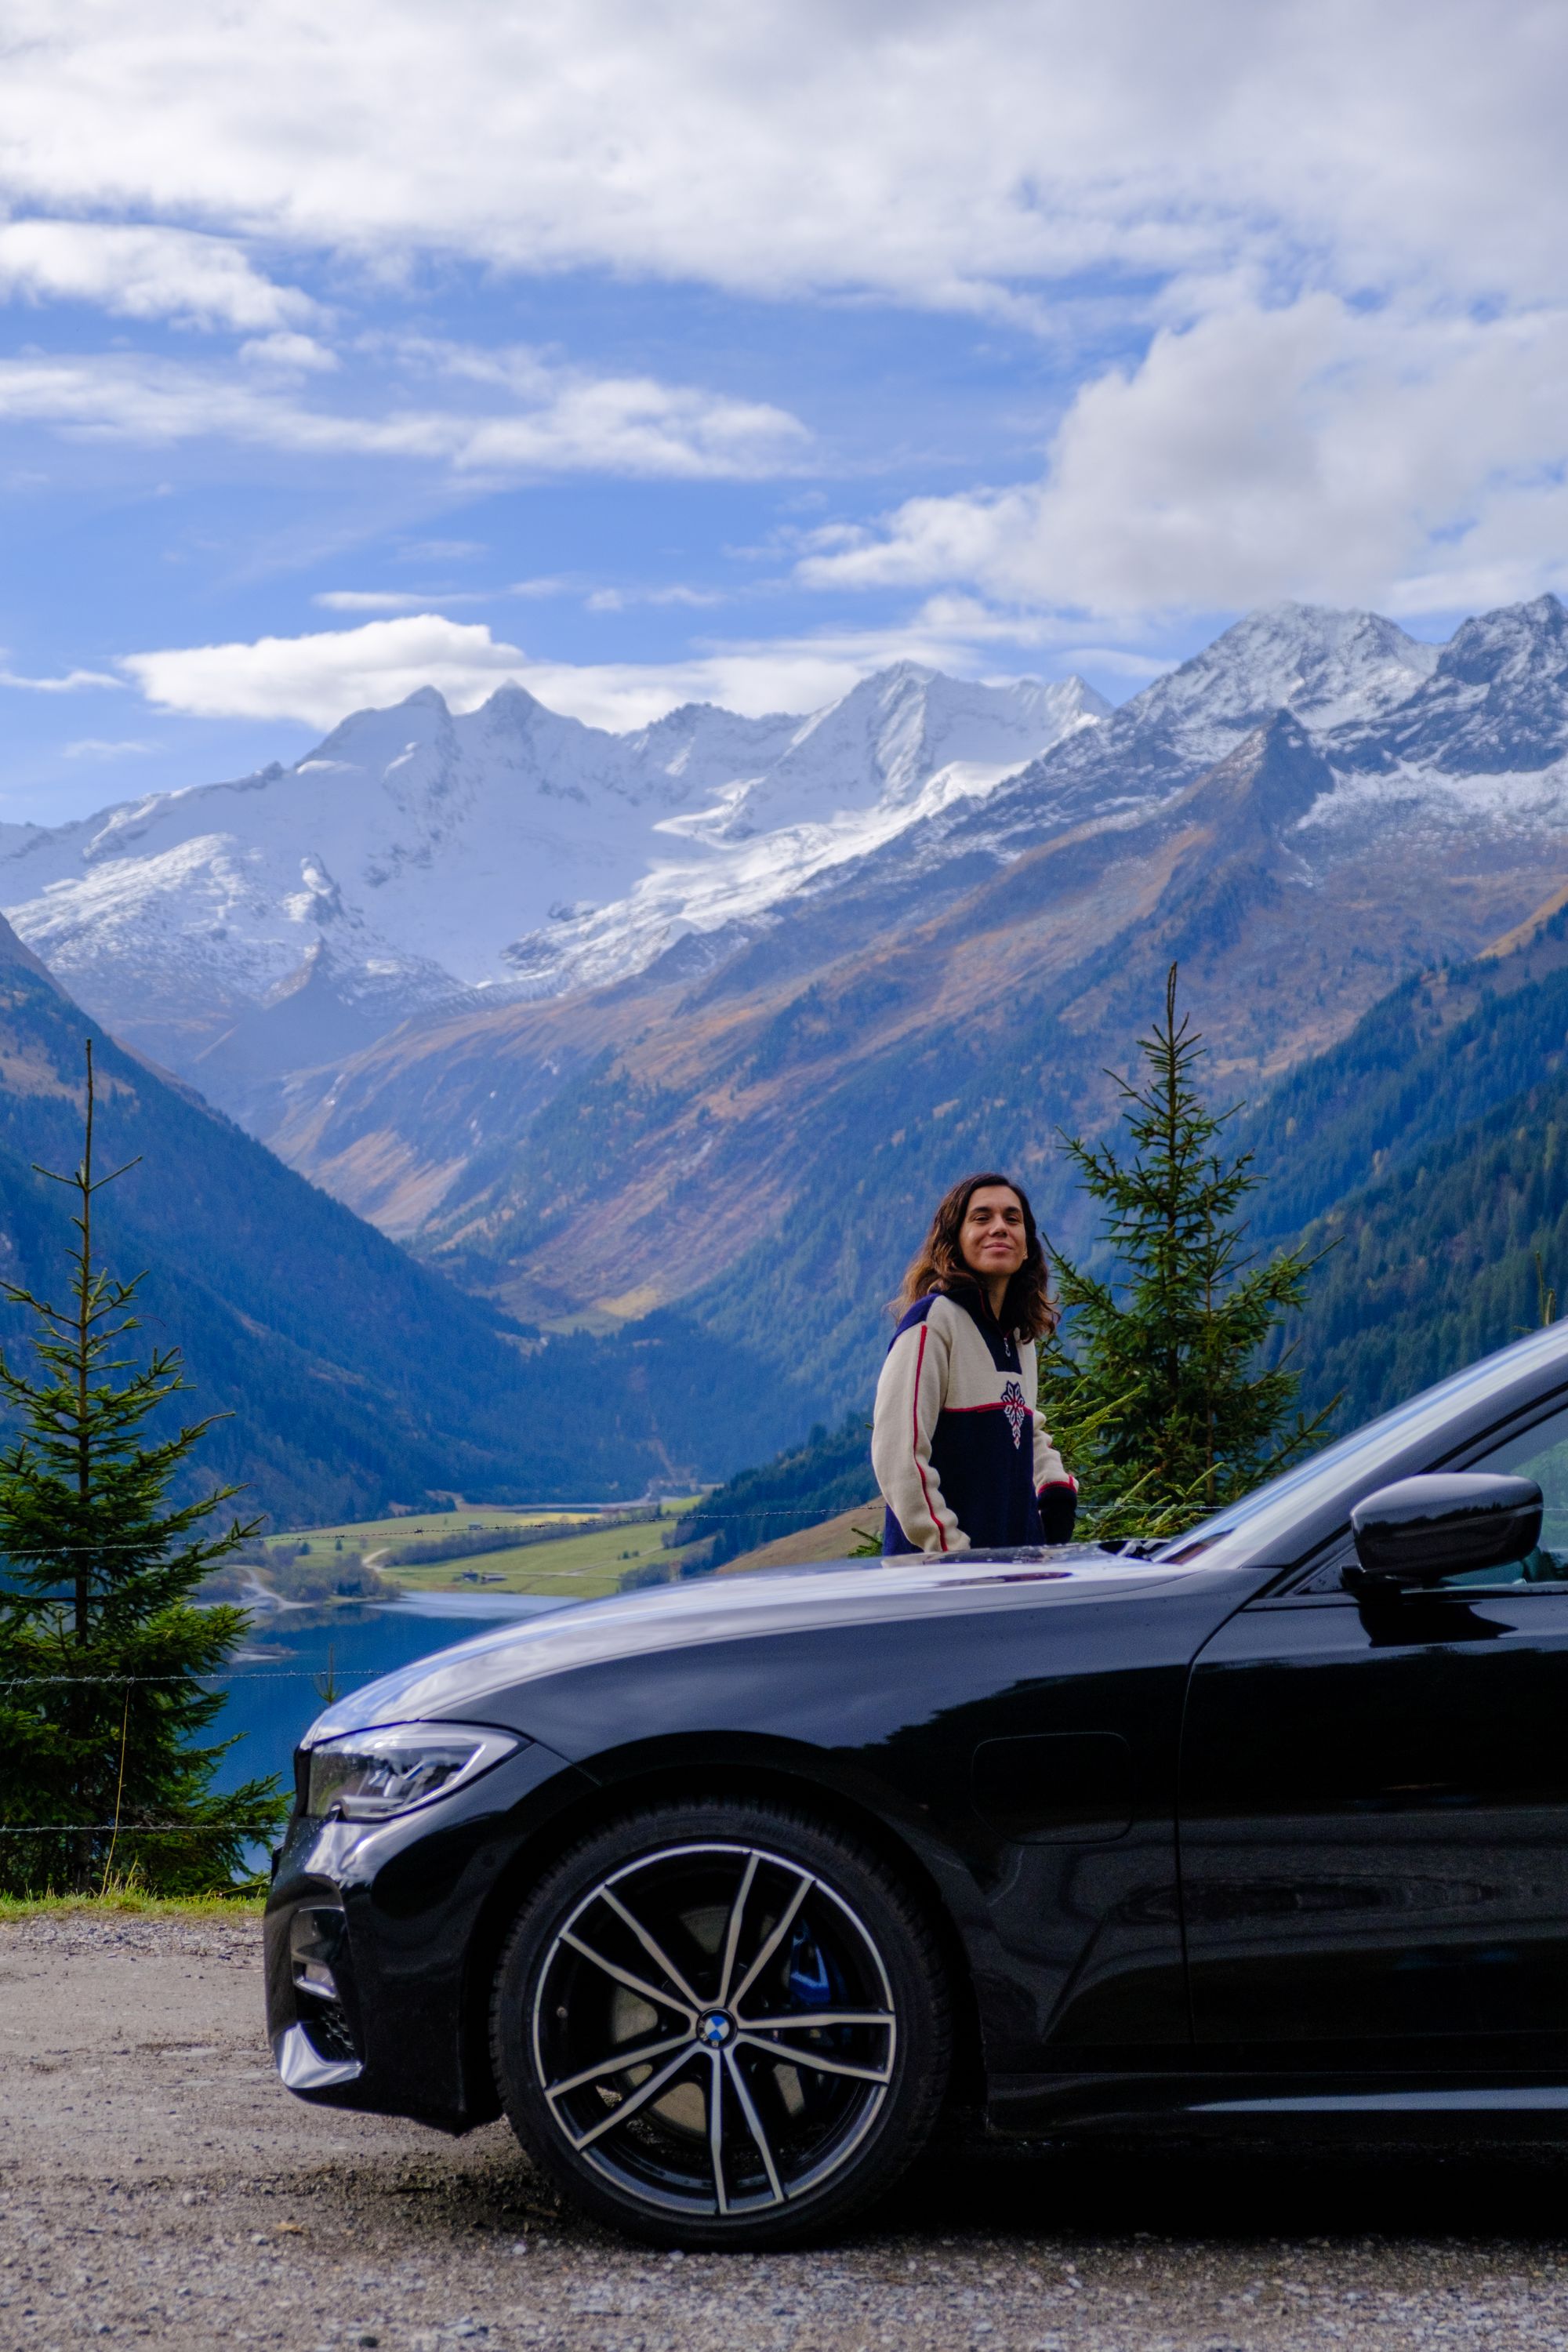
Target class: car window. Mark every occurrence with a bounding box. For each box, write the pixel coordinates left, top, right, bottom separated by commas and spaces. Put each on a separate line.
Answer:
1433, 1403, 1568, 1592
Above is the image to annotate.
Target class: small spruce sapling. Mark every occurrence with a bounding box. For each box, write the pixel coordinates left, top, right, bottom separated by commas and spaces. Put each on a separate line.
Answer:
0, 1042, 282, 1894
1039, 966, 1336, 1539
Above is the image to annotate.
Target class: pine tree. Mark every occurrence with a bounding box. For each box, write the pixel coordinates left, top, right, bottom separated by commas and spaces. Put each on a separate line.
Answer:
0, 1043, 282, 1895
1040, 967, 1335, 1538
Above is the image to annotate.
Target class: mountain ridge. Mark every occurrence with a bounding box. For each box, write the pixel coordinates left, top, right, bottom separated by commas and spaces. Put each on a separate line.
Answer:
14, 589, 1568, 1458
264, 681, 1544, 1370
0, 662, 1104, 1105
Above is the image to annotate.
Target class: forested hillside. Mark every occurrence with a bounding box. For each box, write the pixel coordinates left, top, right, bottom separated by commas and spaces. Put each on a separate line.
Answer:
0, 920, 811, 1525
674, 1414, 876, 1568
1236, 906, 1568, 1432
1276, 1077, 1568, 1430
1243, 906, 1568, 1242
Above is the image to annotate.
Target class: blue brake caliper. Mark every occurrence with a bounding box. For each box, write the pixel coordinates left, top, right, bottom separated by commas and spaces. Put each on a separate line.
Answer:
786, 1919, 833, 2010
784, 1920, 846, 2108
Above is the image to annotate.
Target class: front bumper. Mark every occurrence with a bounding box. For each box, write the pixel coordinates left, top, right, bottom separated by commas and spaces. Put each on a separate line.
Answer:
264, 1733, 590, 2132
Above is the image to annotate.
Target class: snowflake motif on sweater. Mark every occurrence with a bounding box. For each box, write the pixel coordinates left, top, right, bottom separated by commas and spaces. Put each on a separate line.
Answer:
1000, 1378, 1029, 1449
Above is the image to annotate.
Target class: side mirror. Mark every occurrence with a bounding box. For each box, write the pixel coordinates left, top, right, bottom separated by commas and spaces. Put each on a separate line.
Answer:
1348, 1473, 1543, 1591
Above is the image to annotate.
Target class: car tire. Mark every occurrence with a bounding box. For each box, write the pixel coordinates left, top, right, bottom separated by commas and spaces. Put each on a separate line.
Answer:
490, 1795, 952, 2249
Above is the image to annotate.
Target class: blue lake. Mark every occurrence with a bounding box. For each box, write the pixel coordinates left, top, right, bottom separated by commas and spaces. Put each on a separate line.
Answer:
209, 1592, 573, 1815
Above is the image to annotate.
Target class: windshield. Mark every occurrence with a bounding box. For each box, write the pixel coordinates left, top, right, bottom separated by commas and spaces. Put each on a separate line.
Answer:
1150, 1318, 1568, 1573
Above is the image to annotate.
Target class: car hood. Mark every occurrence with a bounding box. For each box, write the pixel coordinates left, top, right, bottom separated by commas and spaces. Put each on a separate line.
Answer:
303, 1544, 1222, 1744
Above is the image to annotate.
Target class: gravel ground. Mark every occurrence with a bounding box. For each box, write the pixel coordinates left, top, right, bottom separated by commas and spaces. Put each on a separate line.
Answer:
5, 1915, 1568, 2350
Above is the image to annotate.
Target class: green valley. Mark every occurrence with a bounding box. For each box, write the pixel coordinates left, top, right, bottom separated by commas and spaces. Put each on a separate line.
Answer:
242, 1497, 705, 1602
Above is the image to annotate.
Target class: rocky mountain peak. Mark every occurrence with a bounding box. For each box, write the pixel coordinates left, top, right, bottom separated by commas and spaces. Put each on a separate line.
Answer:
475, 680, 551, 724
303, 683, 459, 775
739, 662, 1101, 821
1330, 593, 1568, 778
1187, 708, 1335, 835
1436, 591, 1568, 687
1130, 601, 1439, 752
941, 602, 1438, 851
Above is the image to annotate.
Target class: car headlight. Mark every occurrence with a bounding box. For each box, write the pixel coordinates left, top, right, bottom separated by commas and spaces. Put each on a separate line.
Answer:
305, 1722, 522, 1821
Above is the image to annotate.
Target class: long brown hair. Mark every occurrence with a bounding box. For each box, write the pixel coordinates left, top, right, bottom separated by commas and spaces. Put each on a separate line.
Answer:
893, 1170, 1058, 1341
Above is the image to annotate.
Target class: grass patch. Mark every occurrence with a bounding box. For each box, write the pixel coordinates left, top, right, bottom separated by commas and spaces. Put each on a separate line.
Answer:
379, 1506, 702, 1600
0, 1889, 265, 1921
258, 1506, 597, 1553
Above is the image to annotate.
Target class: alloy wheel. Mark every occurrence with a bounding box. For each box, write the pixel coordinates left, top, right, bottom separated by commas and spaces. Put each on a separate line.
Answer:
529, 1839, 898, 2218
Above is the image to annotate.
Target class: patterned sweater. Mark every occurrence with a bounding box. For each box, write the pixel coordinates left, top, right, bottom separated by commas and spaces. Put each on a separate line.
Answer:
873, 1283, 1077, 1555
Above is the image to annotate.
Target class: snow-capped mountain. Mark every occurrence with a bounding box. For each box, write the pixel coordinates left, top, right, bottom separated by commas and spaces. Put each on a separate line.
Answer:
919, 602, 1445, 859
0, 663, 1102, 1088
1111, 602, 1441, 765
1329, 593, 1568, 778
256, 596, 1568, 1334
504, 669, 1103, 995
11, 593, 1568, 1154
488, 605, 1456, 997
518, 602, 1486, 1011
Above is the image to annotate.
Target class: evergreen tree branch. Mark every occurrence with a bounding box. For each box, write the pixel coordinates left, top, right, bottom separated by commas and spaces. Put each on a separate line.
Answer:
0, 1039, 284, 1894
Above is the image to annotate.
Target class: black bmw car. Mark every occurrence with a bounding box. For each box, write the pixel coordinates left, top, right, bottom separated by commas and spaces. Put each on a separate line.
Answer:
267, 1319, 1568, 2248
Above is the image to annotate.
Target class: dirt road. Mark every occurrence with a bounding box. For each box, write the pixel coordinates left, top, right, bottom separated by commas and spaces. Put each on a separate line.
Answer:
4, 1912, 1568, 2349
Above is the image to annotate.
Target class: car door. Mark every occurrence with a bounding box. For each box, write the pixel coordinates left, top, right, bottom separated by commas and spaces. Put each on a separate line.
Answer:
1178, 1399, 1568, 2070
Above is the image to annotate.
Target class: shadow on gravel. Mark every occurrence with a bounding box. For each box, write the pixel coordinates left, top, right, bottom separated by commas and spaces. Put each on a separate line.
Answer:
893, 2137, 1568, 2248
285, 2133, 1568, 2259
347, 2132, 1568, 2255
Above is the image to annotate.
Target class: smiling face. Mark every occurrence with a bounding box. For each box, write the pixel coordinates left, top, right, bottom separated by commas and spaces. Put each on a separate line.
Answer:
958, 1183, 1028, 1288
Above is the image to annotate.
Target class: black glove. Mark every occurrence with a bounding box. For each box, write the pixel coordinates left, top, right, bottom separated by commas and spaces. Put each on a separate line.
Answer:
1037, 1479, 1078, 1545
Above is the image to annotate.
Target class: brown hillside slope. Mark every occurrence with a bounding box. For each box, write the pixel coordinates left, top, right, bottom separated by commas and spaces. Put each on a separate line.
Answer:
718, 1502, 882, 1574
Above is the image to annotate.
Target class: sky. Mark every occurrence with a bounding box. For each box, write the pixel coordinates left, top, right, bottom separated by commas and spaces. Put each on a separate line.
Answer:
3, 0, 1568, 822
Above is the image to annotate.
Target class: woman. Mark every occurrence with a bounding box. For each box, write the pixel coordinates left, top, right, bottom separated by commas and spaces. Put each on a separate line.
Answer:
873, 1170, 1077, 1555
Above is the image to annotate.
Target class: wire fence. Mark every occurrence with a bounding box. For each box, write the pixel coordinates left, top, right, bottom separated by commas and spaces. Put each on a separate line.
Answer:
5, 1668, 410, 1688
0, 1506, 877, 1559
0, 1506, 886, 1855
0, 1508, 877, 1552
0, 1500, 887, 1694
0, 1824, 274, 1835
0, 1662, 357, 1846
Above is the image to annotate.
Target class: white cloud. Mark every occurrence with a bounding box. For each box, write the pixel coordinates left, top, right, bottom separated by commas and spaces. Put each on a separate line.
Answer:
122, 616, 534, 725
0, 219, 318, 330
0, 349, 806, 478
800, 296, 1568, 619
0, 4, 1565, 320
0, 659, 123, 692
7, 9, 1568, 630
117, 601, 1106, 734
585, 584, 725, 612
238, 330, 339, 370
62, 737, 160, 758
315, 578, 578, 612
314, 590, 434, 612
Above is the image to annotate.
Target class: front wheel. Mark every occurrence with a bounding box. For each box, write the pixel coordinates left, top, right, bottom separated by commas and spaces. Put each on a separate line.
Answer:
490, 1798, 952, 2249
